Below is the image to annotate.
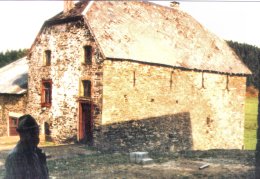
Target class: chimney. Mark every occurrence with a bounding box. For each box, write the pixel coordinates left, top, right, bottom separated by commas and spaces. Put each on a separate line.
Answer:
170, 1, 180, 8
64, 1, 75, 13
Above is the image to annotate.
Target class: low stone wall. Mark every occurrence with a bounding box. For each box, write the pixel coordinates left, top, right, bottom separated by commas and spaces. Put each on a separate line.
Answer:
95, 112, 192, 152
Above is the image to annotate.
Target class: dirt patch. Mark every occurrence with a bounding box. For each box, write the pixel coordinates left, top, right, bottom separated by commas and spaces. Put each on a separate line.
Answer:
0, 136, 19, 150
42, 145, 96, 160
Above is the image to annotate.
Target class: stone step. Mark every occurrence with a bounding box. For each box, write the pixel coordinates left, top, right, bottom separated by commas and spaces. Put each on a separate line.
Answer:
140, 158, 153, 165
130, 152, 153, 164
130, 152, 148, 163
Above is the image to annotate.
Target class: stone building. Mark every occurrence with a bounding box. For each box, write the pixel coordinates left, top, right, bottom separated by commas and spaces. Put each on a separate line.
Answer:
27, 1, 251, 151
0, 57, 28, 136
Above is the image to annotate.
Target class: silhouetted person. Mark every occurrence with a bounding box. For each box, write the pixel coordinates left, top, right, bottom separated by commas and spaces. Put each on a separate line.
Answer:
5, 114, 48, 179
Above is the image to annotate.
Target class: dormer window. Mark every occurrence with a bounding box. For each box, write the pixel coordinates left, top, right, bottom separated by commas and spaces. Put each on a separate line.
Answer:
44, 50, 51, 66
84, 46, 92, 65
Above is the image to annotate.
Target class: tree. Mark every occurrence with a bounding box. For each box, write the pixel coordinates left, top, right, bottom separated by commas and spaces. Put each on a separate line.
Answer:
0, 49, 28, 68
227, 41, 260, 90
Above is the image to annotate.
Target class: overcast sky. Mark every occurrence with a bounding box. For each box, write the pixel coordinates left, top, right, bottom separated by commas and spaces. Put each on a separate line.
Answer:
0, 1, 259, 52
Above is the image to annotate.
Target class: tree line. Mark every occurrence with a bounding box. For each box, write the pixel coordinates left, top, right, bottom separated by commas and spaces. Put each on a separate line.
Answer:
0, 41, 259, 90
227, 41, 260, 90
0, 49, 28, 68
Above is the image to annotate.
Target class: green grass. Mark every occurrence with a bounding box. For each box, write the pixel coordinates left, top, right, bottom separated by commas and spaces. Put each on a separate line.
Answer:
244, 97, 259, 150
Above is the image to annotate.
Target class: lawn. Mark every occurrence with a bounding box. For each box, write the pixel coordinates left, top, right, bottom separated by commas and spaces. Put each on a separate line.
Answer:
244, 97, 259, 150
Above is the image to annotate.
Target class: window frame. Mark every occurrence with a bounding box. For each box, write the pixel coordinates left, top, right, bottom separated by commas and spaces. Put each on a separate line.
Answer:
44, 50, 51, 66
83, 45, 92, 65
80, 80, 91, 98
41, 79, 52, 107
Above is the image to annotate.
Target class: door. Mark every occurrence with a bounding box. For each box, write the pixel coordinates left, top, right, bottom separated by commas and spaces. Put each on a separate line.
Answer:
79, 102, 93, 145
9, 117, 19, 136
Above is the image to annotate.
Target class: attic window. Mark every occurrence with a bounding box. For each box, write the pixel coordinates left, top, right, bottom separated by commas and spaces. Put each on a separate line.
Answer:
44, 50, 51, 66
41, 79, 52, 107
83, 46, 92, 65
80, 80, 91, 98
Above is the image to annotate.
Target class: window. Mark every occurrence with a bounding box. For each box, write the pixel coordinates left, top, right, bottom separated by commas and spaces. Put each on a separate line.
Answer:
84, 46, 92, 65
44, 50, 51, 66
41, 80, 52, 107
81, 80, 91, 98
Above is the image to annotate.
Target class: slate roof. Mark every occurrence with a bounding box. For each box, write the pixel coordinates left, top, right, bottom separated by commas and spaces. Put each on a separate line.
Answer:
39, 1, 251, 75
0, 57, 28, 94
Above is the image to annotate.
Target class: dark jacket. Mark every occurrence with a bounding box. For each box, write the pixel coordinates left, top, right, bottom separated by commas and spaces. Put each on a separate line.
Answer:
5, 141, 48, 179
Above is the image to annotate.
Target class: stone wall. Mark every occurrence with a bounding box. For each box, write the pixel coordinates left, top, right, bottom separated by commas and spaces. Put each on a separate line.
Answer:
96, 112, 192, 152
100, 60, 246, 151
27, 19, 103, 142
0, 94, 27, 136
27, 19, 247, 152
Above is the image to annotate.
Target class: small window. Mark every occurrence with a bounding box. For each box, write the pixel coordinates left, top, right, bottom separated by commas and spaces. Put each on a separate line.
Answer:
84, 46, 92, 65
44, 50, 51, 66
41, 80, 52, 107
81, 80, 91, 97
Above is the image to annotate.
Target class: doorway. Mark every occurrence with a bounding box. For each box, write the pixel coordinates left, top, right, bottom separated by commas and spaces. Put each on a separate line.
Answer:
9, 116, 19, 136
79, 102, 93, 145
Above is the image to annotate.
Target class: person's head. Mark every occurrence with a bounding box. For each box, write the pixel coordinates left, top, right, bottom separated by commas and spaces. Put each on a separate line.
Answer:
16, 114, 40, 147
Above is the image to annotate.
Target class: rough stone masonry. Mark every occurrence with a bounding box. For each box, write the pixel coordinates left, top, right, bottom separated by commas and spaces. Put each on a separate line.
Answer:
27, 4, 247, 152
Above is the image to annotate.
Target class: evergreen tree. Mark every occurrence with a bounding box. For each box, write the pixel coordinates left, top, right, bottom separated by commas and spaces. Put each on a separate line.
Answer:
227, 41, 260, 90
0, 49, 28, 68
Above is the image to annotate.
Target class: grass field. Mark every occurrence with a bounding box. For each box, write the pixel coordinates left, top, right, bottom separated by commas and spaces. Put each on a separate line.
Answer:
244, 97, 259, 150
